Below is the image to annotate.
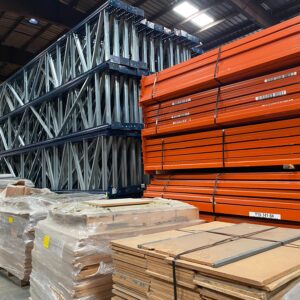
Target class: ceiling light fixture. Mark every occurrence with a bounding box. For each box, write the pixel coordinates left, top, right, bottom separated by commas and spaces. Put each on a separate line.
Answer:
173, 1, 199, 18
173, 2, 214, 28
192, 13, 214, 27
29, 18, 39, 25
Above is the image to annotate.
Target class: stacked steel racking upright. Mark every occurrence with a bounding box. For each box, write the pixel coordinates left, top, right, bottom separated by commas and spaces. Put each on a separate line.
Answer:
0, 0, 201, 196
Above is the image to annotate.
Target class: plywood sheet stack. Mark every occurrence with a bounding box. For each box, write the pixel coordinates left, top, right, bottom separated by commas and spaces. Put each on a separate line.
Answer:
111, 222, 300, 299
29, 198, 201, 300
0, 184, 105, 283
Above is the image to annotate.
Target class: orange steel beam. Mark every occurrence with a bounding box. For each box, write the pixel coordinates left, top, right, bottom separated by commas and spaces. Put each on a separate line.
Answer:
143, 117, 300, 171
140, 16, 300, 105
142, 84, 300, 137
144, 172, 300, 222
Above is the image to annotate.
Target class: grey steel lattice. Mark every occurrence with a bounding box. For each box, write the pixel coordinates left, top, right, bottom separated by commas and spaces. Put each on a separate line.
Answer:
0, 134, 142, 193
0, 0, 201, 193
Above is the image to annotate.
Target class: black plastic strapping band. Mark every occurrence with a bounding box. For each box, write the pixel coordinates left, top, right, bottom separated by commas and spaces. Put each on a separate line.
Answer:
161, 175, 172, 197
212, 173, 220, 215
171, 235, 234, 300
214, 86, 221, 126
161, 139, 165, 171
222, 129, 225, 168
214, 46, 223, 86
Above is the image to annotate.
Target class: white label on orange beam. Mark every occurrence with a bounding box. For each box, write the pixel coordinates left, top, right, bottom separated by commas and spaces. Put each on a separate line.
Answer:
171, 112, 190, 119
172, 98, 191, 106
264, 71, 297, 83
249, 212, 281, 220
255, 90, 286, 101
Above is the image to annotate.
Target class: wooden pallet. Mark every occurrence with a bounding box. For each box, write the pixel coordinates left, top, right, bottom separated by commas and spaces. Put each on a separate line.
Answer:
0, 267, 29, 287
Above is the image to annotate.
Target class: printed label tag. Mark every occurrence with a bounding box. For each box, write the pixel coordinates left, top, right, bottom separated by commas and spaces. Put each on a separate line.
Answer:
255, 90, 286, 101
8, 217, 14, 224
249, 212, 281, 220
171, 112, 190, 119
264, 71, 297, 83
43, 235, 51, 249
172, 98, 191, 106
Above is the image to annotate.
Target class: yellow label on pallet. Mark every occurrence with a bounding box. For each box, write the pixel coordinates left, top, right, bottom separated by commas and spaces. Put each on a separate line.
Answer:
43, 235, 51, 249
8, 217, 14, 224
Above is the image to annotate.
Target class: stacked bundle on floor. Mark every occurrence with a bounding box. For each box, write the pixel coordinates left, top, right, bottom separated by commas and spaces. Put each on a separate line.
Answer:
112, 222, 300, 300
29, 198, 201, 300
140, 16, 300, 223
0, 184, 105, 283
144, 172, 300, 222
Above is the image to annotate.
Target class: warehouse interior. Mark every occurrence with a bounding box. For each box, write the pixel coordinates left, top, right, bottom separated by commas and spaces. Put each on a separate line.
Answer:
0, 0, 300, 299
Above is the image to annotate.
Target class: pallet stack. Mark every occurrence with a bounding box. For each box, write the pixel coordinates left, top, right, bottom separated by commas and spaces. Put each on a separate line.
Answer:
29, 198, 200, 299
141, 15, 300, 225
112, 222, 300, 299
0, 182, 106, 284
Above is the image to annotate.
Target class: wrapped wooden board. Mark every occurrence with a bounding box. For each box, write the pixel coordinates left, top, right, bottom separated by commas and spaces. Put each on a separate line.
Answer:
29, 198, 201, 300
0, 190, 105, 282
111, 222, 300, 300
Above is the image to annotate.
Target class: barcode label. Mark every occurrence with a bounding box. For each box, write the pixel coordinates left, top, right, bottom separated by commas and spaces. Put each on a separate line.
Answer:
171, 112, 190, 119
255, 90, 286, 101
172, 98, 191, 106
262, 98, 294, 107
249, 212, 281, 220
173, 118, 191, 125
264, 71, 297, 83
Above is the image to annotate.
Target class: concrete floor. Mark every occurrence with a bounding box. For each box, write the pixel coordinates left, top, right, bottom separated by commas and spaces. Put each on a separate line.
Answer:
0, 273, 29, 300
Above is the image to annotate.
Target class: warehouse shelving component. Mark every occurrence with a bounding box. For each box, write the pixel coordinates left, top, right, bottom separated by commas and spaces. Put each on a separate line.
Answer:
0, 62, 145, 152
0, 132, 142, 194
0, 0, 201, 116
0, 0, 201, 193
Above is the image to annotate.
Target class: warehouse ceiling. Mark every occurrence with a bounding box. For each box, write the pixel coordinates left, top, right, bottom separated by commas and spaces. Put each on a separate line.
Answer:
0, 0, 299, 83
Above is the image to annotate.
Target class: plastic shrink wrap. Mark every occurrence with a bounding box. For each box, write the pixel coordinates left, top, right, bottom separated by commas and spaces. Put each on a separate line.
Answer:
30, 198, 201, 300
0, 185, 105, 282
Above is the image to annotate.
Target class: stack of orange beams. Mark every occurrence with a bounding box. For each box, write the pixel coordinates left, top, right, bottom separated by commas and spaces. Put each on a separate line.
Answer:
140, 16, 300, 224
144, 172, 300, 222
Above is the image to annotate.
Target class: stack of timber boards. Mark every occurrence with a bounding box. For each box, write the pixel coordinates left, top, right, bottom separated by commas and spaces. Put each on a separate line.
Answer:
0, 186, 105, 283
111, 222, 300, 300
144, 172, 300, 222
29, 198, 201, 300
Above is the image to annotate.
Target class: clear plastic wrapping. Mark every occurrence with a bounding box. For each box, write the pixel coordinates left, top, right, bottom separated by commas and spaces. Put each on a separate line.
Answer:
30, 198, 200, 300
0, 189, 106, 282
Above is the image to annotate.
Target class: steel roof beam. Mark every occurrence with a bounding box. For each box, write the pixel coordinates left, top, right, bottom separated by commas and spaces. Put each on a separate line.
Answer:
229, 0, 276, 27
0, 0, 85, 28
0, 45, 34, 65
202, 21, 258, 50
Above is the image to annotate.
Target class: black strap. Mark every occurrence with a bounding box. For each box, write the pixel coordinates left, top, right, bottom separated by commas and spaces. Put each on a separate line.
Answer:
161, 175, 172, 197
172, 234, 234, 300
214, 46, 223, 86
214, 86, 221, 126
222, 129, 225, 168
161, 139, 165, 171
212, 173, 220, 215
